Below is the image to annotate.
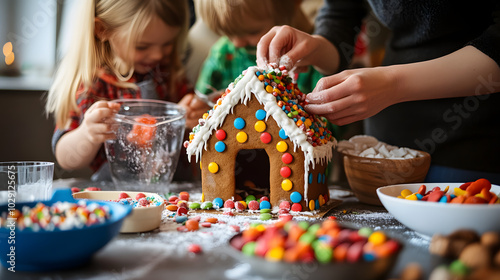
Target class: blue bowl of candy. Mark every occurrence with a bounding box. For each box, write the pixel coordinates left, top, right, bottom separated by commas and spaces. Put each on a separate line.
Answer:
0, 189, 132, 271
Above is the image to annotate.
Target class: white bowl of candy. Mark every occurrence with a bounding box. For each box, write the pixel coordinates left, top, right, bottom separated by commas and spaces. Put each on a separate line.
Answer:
73, 191, 165, 233
377, 180, 500, 237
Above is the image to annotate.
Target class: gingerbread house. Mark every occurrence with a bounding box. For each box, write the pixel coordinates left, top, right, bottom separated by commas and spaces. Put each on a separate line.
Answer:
186, 66, 336, 211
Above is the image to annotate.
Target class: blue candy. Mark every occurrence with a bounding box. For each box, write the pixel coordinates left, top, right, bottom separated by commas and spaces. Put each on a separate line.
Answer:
213, 197, 224, 209
215, 141, 226, 153
255, 109, 266, 120
234, 118, 246, 129
290, 192, 302, 203
259, 200, 271, 210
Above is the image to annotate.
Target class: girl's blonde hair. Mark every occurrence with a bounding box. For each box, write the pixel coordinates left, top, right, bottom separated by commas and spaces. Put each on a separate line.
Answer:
46, 0, 189, 128
195, 0, 312, 37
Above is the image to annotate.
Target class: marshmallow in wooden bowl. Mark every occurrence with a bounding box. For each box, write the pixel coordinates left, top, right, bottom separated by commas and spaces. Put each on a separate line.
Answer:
337, 135, 431, 206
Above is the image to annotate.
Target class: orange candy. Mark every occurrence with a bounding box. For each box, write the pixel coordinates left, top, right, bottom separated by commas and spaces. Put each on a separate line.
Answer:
205, 217, 218, 224
126, 114, 157, 148
185, 219, 199, 231
465, 178, 491, 196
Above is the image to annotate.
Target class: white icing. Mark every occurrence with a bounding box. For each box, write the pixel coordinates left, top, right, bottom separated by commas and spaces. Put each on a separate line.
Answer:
186, 67, 337, 202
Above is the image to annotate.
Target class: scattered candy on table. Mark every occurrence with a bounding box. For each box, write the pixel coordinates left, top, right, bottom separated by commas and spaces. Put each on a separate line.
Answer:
230, 219, 400, 263
398, 179, 499, 204
108, 192, 164, 208
0, 201, 111, 231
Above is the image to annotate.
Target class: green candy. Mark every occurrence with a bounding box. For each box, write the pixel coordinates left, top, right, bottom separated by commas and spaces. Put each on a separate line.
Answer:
358, 227, 373, 237
245, 195, 256, 203
298, 221, 309, 230
189, 202, 200, 210
307, 223, 321, 235
260, 213, 272, 221
299, 232, 315, 245
260, 208, 272, 214
449, 260, 469, 277
314, 246, 333, 264
242, 241, 257, 256
201, 201, 213, 210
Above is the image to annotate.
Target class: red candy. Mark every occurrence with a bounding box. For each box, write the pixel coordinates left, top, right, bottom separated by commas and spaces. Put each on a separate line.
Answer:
168, 195, 179, 204
280, 166, 292, 178
188, 244, 202, 254
135, 193, 146, 200
235, 201, 246, 211
279, 201, 291, 210
260, 197, 269, 203
215, 129, 226, 140
291, 203, 302, 212
71, 187, 81, 194
138, 198, 149, 206
248, 200, 260, 210
177, 207, 188, 216
224, 200, 235, 209
119, 192, 129, 199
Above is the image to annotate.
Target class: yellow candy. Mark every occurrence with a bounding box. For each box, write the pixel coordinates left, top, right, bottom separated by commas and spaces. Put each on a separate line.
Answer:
405, 194, 418, 200
201, 193, 205, 202
266, 247, 285, 261
397, 195, 405, 199
236, 131, 248, 143
454, 187, 466, 196
208, 162, 219, 173
443, 186, 449, 193
256, 224, 266, 232
309, 200, 315, 211
400, 189, 412, 198
276, 141, 288, 152
281, 179, 293, 191
304, 119, 312, 127
265, 85, 273, 93
254, 121, 266, 132
189, 134, 194, 140
368, 231, 387, 246
203, 113, 209, 119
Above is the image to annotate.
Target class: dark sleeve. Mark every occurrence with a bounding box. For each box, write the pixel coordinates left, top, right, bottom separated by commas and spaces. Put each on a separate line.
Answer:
314, 0, 368, 72
466, 3, 500, 67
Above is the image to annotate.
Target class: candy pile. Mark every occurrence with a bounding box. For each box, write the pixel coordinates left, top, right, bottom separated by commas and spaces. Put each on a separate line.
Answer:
230, 218, 400, 263
429, 229, 500, 279
110, 192, 164, 208
0, 201, 111, 231
71, 186, 101, 193
398, 179, 499, 204
337, 135, 424, 159
185, 65, 334, 148
165, 191, 307, 220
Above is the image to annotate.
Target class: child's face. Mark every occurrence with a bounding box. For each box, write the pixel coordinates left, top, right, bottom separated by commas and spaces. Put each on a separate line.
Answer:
228, 18, 275, 49
111, 16, 181, 74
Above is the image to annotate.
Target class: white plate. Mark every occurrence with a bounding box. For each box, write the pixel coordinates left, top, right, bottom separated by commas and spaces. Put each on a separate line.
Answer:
377, 183, 500, 237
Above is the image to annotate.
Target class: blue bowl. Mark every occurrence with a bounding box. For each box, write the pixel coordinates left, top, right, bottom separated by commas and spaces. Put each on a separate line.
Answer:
0, 189, 132, 271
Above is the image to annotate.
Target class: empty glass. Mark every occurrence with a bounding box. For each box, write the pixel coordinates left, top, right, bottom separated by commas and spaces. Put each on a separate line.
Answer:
0, 161, 54, 203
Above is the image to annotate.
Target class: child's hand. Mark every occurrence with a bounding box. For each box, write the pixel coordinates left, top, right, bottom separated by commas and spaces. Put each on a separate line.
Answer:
178, 94, 211, 128
80, 101, 121, 144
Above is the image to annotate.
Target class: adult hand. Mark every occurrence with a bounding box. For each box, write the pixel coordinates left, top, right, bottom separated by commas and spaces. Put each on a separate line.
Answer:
80, 101, 120, 144
178, 93, 210, 129
305, 67, 399, 126
256, 25, 339, 75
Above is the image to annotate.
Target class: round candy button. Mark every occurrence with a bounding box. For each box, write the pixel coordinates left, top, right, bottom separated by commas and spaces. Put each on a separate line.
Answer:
279, 128, 288, 139
216, 129, 226, 140
208, 162, 219, 173
234, 118, 246, 129
236, 131, 248, 143
254, 121, 266, 132
276, 141, 288, 152
282, 153, 293, 164
215, 141, 226, 153
259, 200, 271, 210
212, 198, 224, 209
281, 179, 293, 191
280, 166, 291, 178
290, 192, 302, 203
260, 132, 272, 144
309, 200, 315, 211
255, 109, 266, 120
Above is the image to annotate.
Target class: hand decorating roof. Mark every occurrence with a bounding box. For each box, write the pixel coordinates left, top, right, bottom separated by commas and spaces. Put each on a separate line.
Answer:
185, 66, 336, 166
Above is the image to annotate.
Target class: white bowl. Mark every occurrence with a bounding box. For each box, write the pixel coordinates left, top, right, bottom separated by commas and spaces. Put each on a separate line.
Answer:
377, 183, 500, 237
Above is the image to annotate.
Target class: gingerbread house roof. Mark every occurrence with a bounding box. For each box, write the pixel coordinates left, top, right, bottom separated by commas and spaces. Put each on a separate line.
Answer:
186, 66, 336, 170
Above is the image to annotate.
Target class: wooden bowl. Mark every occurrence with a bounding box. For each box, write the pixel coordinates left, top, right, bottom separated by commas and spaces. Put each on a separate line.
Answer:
342, 151, 431, 206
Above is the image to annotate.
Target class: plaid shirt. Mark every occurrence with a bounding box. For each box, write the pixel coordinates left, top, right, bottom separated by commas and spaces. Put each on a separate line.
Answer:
195, 36, 324, 95
52, 67, 193, 172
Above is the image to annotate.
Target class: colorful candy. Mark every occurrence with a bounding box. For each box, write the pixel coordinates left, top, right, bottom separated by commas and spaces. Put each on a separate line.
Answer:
230, 220, 400, 264
398, 179, 499, 204
0, 201, 111, 231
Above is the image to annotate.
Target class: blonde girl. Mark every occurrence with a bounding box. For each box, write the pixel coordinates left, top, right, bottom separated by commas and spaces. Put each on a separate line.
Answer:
46, 0, 207, 178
